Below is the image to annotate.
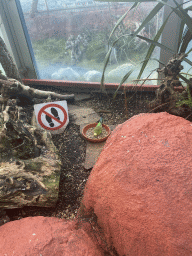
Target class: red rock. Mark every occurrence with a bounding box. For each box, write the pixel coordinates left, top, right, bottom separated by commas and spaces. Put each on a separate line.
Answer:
0, 216, 104, 256
82, 112, 192, 256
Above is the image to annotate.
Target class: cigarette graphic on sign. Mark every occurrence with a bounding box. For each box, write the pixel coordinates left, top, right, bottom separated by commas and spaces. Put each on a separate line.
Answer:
34, 101, 69, 134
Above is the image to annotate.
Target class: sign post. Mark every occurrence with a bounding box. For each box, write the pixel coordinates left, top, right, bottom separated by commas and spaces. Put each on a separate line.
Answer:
34, 101, 69, 134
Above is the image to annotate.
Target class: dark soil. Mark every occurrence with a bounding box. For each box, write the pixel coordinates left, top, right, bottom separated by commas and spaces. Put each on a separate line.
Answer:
4, 90, 156, 222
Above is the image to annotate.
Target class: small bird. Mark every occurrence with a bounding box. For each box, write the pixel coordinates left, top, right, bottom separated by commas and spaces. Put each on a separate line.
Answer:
94, 117, 103, 137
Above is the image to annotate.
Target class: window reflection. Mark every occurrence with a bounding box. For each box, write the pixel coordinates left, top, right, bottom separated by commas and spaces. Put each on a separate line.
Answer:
19, 0, 162, 84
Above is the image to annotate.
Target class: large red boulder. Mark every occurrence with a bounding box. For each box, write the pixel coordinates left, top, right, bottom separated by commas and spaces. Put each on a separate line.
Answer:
82, 112, 192, 256
0, 216, 104, 256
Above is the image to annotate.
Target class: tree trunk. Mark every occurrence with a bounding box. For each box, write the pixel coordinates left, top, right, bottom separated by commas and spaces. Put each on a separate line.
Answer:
0, 100, 61, 209
0, 36, 21, 82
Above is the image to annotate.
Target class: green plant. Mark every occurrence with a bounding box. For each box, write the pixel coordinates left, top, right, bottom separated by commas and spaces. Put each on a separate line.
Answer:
97, 0, 192, 95
176, 81, 192, 108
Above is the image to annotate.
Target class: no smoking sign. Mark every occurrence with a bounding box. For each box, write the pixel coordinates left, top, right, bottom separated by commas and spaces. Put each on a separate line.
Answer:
34, 101, 69, 134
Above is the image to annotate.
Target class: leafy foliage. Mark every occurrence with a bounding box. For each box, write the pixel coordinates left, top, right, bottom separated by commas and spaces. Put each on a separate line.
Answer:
176, 84, 192, 108
97, 0, 192, 94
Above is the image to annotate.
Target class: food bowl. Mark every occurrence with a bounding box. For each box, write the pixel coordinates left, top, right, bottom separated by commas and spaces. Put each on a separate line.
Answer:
82, 123, 111, 143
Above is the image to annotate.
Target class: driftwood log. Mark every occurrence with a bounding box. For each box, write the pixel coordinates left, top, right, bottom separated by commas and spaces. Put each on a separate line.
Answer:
0, 136, 61, 208
0, 36, 22, 82
0, 76, 75, 209
0, 34, 72, 210
0, 99, 61, 208
0, 78, 74, 110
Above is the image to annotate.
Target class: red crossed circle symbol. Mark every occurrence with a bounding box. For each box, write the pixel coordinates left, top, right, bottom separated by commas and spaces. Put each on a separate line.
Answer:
38, 103, 68, 131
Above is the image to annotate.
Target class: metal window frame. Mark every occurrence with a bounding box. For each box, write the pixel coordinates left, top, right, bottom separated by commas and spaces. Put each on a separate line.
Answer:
0, 0, 183, 81
0, 0, 39, 79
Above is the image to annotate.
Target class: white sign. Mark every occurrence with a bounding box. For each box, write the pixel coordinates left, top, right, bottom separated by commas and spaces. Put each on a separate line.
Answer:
34, 100, 69, 134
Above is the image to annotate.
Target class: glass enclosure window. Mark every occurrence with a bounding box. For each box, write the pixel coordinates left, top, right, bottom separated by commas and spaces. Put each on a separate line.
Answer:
182, 31, 192, 86
18, 0, 163, 84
